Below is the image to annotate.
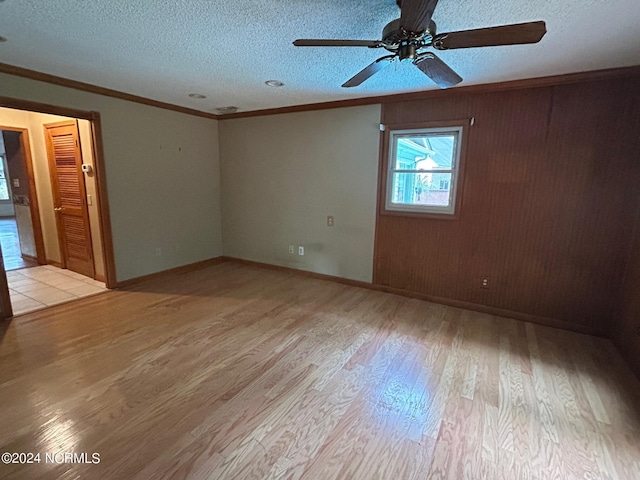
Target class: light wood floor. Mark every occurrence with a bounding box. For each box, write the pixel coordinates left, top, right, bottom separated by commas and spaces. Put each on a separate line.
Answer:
0, 262, 639, 479
0, 217, 38, 271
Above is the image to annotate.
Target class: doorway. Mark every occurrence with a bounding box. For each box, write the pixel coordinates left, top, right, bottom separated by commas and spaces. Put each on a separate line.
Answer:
0, 125, 47, 270
0, 140, 38, 270
0, 98, 115, 319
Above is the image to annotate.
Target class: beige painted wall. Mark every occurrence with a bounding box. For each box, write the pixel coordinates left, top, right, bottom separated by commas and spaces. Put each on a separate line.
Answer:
1, 73, 222, 281
219, 105, 381, 283
26, 111, 69, 265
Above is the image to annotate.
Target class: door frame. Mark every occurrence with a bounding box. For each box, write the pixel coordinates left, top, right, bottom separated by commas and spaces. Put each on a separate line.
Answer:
0, 125, 48, 265
0, 96, 117, 314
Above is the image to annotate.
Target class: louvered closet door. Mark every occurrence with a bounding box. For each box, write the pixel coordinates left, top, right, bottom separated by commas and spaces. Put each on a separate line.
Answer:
44, 121, 95, 278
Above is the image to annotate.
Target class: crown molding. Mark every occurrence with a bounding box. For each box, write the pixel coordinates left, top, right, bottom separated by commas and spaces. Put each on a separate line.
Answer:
0, 62, 218, 120
217, 64, 640, 120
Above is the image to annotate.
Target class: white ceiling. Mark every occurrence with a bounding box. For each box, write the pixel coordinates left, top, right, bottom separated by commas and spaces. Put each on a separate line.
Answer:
1, 0, 639, 114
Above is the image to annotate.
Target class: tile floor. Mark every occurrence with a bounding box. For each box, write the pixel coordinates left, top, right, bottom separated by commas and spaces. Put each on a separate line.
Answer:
8, 265, 107, 316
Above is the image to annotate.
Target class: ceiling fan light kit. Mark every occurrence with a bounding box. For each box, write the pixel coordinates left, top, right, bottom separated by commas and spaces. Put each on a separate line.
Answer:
293, 0, 546, 89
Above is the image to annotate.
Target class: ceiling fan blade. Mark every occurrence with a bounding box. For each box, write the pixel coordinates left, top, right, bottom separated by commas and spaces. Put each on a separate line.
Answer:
400, 0, 439, 33
432, 21, 546, 50
414, 53, 462, 88
293, 39, 381, 47
342, 56, 393, 88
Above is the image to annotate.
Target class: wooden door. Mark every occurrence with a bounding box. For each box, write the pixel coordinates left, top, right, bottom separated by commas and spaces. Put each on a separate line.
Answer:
44, 121, 95, 278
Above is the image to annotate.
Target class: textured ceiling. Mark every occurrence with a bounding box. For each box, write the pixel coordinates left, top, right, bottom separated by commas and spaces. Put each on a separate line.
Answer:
1, 0, 639, 114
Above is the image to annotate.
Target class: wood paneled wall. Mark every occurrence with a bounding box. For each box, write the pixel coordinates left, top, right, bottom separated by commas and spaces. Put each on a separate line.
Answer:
375, 74, 640, 334
615, 202, 640, 379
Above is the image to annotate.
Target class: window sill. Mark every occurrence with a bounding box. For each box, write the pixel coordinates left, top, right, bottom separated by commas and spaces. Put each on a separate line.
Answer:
379, 208, 460, 221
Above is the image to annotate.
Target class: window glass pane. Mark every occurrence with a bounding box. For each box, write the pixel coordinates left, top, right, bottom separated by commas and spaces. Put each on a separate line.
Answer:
394, 134, 456, 170
0, 180, 9, 201
390, 172, 452, 207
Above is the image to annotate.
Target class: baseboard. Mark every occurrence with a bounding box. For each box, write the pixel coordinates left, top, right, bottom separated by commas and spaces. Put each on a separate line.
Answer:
115, 257, 225, 288
220, 256, 373, 289
47, 260, 63, 268
94, 273, 106, 283
21, 254, 38, 262
371, 283, 604, 337
221, 256, 604, 338
612, 330, 640, 381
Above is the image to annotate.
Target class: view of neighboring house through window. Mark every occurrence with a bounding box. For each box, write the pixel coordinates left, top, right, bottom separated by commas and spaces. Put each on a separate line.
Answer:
386, 126, 463, 215
0, 155, 10, 201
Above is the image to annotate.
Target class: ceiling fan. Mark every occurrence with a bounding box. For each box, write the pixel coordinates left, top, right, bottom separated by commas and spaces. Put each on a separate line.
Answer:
293, 0, 546, 88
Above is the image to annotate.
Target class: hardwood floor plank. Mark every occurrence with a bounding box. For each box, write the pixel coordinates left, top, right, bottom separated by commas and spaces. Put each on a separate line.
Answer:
498, 334, 515, 453
482, 403, 499, 465
405, 319, 451, 443
461, 391, 485, 479
422, 311, 463, 439
524, 323, 560, 443
461, 362, 478, 401
427, 397, 474, 480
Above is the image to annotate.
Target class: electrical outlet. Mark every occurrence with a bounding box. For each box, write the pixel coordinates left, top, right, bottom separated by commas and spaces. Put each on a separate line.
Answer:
327, 216, 334, 227
288, 245, 294, 254
481, 277, 489, 289
298, 246, 304, 256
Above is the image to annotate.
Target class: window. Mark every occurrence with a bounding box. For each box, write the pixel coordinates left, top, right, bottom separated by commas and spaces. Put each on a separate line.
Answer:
385, 126, 463, 215
0, 155, 9, 201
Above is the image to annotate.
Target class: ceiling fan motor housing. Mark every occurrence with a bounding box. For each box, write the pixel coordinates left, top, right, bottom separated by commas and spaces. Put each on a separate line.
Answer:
382, 19, 405, 44
382, 18, 436, 58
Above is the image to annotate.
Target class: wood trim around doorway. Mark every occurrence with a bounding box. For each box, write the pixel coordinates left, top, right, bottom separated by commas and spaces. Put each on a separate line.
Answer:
89, 113, 116, 288
0, 125, 47, 265
0, 254, 12, 319
0, 95, 117, 288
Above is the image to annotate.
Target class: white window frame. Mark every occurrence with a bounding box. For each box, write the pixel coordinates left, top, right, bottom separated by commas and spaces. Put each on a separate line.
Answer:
385, 126, 464, 216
